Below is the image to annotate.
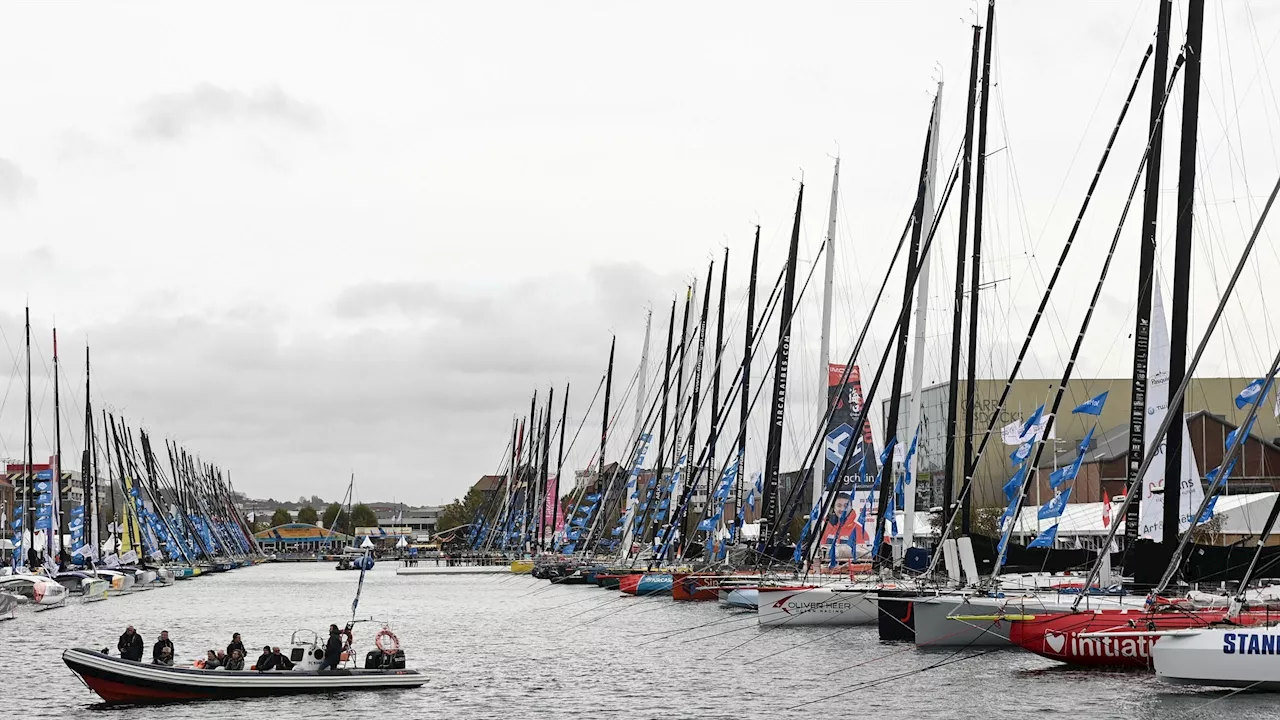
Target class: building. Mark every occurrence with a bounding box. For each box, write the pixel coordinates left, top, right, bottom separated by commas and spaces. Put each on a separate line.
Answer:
254, 523, 353, 555
880, 377, 1280, 512
374, 506, 441, 542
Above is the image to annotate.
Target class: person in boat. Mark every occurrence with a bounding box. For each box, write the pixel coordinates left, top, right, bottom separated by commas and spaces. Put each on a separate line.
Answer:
319, 624, 344, 671
152, 627, 174, 661
226, 632, 246, 659
215, 649, 228, 668
223, 649, 245, 671
204, 650, 221, 669
270, 646, 294, 670
153, 647, 174, 666
255, 645, 272, 671
118, 625, 144, 662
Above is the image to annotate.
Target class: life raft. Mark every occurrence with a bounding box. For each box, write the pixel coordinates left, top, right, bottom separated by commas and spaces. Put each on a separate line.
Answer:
375, 629, 400, 653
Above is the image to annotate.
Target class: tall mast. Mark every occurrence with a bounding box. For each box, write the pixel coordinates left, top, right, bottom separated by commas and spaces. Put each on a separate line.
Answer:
539, 386, 553, 550
1126, 0, 1172, 547
943, 23, 983, 531
904, 85, 942, 550
735, 228, 760, 537
553, 383, 568, 548
709, 248, 730, 535
815, 159, 840, 512
103, 409, 118, 557
597, 337, 615, 513
24, 307, 34, 567
53, 327, 64, 559
875, 116, 934, 568
524, 390, 537, 551
668, 289, 692, 537
650, 301, 676, 545
962, 0, 996, 536
1162, 0, 1204, 549
84, 344, 99, 557
681, 263, 713, 551
760, 184, 805, 552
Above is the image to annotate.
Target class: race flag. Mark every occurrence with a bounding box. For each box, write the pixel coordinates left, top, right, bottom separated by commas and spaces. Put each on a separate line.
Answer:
1197, 495, 1220, 525
879, 437, 897, 466
1028, 523, 1059, 549
1236, 378, 1267, 409
1003, 465, 1028, 502
1102, 492, 1112, 528
1227, 417, 1257, 450
1072, 391, 1109, 416
1010, 441, 1033, 467
1037, 486, 1072, 521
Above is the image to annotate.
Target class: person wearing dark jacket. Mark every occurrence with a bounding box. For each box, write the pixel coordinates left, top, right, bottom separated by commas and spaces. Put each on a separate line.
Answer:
319, 624, 343, 671
226, 632, 246, 660
223, 649, 245, 671
152, 631, 174, 663
255, 645, 272, 671
118, 626, 144, 661
269, 647, 293, 670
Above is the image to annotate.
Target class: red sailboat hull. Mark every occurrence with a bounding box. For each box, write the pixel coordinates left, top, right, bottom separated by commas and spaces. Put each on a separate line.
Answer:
672, 573, 720, 601
618, 573, 642, 595
1008, 608, 1275, 668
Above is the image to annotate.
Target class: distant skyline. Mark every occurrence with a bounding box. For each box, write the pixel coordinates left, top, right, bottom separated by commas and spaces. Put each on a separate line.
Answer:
0, 1, 1277, 504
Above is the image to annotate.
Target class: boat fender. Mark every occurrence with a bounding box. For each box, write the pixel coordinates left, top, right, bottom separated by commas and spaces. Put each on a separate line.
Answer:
375, 629, 400, 654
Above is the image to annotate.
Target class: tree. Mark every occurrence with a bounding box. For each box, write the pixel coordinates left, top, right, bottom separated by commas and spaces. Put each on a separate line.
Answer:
269, 507, 293, 528
323, 502, 352, 535
297, 505, 319, 525
351, 503, 378, 531
438, 487, 487, 535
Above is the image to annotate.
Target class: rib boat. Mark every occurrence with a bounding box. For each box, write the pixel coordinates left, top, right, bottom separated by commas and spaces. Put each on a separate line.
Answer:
63, 645, 425, 705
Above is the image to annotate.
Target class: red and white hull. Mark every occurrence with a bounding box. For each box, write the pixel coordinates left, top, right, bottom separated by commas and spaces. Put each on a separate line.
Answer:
63, 648, 425, 705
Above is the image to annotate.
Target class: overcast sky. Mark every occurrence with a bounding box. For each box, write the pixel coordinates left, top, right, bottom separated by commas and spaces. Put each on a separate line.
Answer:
0, 1, 1278, 506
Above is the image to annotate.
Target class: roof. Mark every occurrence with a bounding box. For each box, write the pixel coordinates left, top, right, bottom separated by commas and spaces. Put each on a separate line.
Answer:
1046, 410, 1277, 468
1011, 491, 1280, 537
473, 475, 506, 492
253, 523, 354, 541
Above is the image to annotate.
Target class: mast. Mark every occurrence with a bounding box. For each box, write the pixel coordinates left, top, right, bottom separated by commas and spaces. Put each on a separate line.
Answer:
103, 410, 117, 557
943, 23, 983, 531
84, 344, 99, 557
53, 327, 63, 559
904, 85, 942, 550
681, 262, 713, 551
637, 311, 651, 437
760, 184, 805, 553
735, 228, 760, 538
875, 116, 934, 567
24, 307, 34, 567
554, 383, 568, 549
539, 386, 553, 551
649, 301, 676, 545
962, 0, 996, 536
1126, 0, 1172, 547
598, 337, 615, 496
815, 159, 839, 512
708, 247, 729, 551
1162, 0, 1204, 549
668, 289, 692, 540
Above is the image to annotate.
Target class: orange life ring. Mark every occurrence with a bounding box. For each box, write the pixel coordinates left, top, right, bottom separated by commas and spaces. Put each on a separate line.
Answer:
375, 628, 400, 654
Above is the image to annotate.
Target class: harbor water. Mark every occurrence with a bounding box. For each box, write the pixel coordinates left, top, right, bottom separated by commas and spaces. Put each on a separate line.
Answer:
2, 563, 1275, 719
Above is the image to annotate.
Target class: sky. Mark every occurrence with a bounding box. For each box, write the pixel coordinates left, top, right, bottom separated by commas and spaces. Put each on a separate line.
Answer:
1, 1, 1279, 506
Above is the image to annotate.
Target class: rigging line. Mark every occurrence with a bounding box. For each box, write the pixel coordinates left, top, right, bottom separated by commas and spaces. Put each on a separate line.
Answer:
1076, 168, 1280, 607
930, 43, 1163, 571
788, 645, 999, 711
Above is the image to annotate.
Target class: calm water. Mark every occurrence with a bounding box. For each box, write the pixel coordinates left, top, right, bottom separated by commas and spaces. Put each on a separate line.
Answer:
0, 563, 1275, 719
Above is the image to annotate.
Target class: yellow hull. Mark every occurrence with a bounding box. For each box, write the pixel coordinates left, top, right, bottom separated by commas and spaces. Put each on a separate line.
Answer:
510, 559, 534, 574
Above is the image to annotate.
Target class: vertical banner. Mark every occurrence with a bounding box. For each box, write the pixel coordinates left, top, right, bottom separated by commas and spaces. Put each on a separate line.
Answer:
10, 504, 23, 568
542, 474, 559, 538
35, 473, 54, 555
69, 505, 88, 558
821, 364, 877, 553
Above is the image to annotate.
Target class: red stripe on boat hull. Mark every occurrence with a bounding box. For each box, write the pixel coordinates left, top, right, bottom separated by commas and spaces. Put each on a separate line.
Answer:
81, 674, 211, 704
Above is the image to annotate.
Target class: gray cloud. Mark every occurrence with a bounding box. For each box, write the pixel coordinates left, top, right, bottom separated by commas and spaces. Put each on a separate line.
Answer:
134, 83, 322, 141
0, 157, 36, 205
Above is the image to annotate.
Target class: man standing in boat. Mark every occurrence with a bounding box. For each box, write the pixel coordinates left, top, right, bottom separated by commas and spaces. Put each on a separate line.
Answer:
226, 632, 246, 660
117, 626, 143, 662
319, 624, 344, 671
151, 630, 173, 664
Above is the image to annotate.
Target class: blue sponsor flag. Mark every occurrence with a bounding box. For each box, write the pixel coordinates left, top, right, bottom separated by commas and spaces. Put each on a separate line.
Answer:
1197, 495, 1220, 524
585, 493, 601, 503
1207, 457, 1238, 487
1003, 465, 1027, 502
1078, 426, 1096, 454
1028, 524, 1059, 549
1010, 441, 1033, 466
1236, 378, 1268, 409
1038, 486, 1072, 520
1021, 404, 1046, 439
1072, 391, 1109, 416
879, 437, 897, 466
1227, 417, 1257, 450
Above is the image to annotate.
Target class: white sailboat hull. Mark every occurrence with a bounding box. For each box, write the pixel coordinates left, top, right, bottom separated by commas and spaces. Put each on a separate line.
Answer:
1156, 626, 1280, 689
757, 586, 878, 626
